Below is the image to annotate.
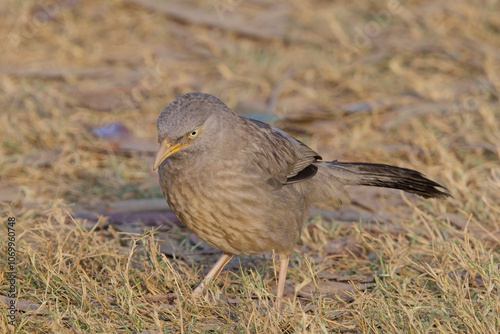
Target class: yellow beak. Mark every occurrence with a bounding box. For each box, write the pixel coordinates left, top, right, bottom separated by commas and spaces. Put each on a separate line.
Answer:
153, 139, 185, 171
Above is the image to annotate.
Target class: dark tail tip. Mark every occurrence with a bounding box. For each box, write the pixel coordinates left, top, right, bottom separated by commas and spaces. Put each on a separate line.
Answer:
334, 162, 452, 199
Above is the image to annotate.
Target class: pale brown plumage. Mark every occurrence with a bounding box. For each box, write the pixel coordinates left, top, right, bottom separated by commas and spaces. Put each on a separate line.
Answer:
153, 92, 450, 307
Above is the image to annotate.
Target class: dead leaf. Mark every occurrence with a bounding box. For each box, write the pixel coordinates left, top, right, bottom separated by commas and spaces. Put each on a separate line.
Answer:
323, 235, 363, 256
145, 292, 177, 305
448, 270, 486, 287
93, 122, 130, 139
0, 295, 48, 313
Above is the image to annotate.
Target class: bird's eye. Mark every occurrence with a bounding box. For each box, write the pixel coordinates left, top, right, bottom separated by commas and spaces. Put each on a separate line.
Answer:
189, 129, 199, 138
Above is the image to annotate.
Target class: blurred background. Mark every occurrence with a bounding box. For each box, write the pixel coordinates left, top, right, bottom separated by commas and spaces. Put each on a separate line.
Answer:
1, 0, 499, 333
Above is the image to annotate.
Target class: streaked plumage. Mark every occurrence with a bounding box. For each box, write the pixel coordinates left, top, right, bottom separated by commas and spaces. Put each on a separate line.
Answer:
154, 92, 450, 307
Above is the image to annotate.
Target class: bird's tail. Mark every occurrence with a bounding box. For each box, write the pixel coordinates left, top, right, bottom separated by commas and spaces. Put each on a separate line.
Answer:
324, 161, 451, 199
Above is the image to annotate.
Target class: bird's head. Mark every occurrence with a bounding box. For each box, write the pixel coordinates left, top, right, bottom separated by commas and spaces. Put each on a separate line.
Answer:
153, 92, 233, 170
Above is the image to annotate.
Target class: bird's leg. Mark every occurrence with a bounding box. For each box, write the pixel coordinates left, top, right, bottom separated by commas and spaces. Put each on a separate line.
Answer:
192, 252, 233, 297
275, 252, 290, 310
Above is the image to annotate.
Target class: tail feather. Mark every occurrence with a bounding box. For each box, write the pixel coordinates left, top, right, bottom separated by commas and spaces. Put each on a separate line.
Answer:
327, 161, 451, 199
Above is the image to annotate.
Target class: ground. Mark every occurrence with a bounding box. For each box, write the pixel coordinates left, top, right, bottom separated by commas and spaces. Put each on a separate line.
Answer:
0, 0, 499, 333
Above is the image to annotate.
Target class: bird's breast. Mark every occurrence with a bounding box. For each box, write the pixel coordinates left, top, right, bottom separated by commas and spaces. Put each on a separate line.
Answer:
159, 157, 303, 255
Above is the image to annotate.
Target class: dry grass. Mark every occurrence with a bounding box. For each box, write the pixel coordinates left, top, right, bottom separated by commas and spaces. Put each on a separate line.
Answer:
1, 0, 499, 333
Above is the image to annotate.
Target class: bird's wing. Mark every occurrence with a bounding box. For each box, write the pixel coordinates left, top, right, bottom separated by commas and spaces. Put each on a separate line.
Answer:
242, 118, 321, 185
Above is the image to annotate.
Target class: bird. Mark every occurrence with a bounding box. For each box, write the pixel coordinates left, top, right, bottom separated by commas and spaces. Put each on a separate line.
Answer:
153, 92, 450, 308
